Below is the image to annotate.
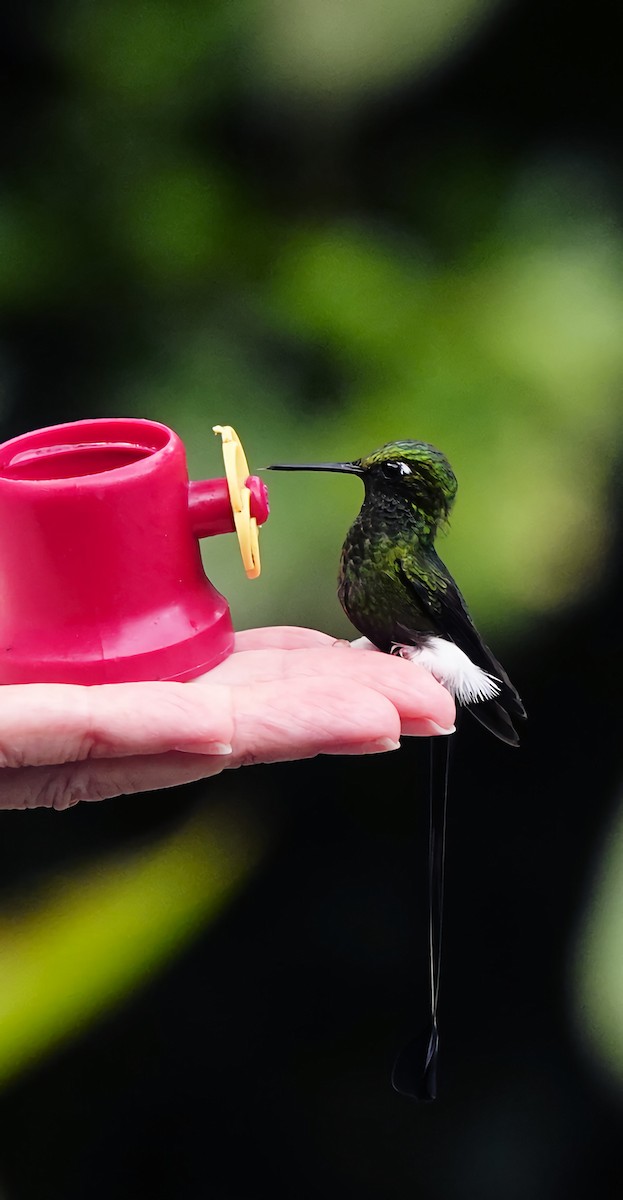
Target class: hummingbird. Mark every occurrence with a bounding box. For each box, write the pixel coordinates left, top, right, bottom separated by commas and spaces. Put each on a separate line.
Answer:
267, 440, 526, 1099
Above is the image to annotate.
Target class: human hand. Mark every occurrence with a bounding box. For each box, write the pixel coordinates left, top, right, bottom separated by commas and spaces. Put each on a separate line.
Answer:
0, 626, 455, 810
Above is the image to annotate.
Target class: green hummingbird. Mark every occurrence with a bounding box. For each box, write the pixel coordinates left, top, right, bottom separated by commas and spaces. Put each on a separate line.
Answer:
267, 439, 526, 1099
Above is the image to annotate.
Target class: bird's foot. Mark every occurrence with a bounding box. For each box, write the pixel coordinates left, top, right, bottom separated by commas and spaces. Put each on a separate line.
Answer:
350, 637, 378, 652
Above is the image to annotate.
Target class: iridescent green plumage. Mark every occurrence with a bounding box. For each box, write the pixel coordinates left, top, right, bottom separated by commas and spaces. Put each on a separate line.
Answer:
268, 439, 525, 743
266, 438, 525, 1102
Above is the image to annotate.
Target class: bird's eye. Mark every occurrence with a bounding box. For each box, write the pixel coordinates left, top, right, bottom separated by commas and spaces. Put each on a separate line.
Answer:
381, 460, 412, 478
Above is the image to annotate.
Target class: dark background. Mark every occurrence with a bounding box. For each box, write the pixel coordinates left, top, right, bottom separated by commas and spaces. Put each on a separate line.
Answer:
1, 1, 623, 1196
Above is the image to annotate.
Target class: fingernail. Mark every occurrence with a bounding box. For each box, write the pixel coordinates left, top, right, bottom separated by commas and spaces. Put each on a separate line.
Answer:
427, 723, 456, 736
364, 737, 401, 752
174, 742, 233, 755
328, 737, 402, 756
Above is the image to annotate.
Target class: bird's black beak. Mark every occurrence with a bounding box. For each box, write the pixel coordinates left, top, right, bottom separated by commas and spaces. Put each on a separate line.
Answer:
264, 461, 364, 476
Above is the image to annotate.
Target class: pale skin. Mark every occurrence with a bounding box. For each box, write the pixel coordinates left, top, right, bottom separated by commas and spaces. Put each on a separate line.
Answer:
0, 627, 456, 811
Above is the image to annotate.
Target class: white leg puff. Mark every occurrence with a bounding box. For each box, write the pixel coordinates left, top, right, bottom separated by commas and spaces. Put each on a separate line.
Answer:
392, 636, 501, 704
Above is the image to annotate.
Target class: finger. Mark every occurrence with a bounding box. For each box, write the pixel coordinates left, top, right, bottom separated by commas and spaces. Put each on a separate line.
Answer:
208, 646, 456, 731
0, 751, 230, 811
0, 677, 399, 809
0, 682, 234, 768
228, 674, 404, 764
233, 626, 344, 652
0, 669, 446, 809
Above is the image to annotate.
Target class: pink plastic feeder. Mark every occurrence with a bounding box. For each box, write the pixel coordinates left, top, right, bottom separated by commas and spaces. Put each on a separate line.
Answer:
0, 418, 269, 684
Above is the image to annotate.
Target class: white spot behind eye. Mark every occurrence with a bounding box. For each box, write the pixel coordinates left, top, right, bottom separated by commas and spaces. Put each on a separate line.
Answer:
385, 459, 412, 475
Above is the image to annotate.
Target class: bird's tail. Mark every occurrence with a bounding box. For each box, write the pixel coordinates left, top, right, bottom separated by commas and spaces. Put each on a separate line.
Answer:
392, 734, 451, 1101
466, 697, 521, 746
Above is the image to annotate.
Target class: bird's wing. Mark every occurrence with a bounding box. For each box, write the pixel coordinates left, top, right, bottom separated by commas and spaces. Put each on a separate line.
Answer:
396, 552, 526, 721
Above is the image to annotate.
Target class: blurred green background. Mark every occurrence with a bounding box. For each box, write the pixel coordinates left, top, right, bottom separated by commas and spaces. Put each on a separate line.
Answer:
1, 1, 622, 1197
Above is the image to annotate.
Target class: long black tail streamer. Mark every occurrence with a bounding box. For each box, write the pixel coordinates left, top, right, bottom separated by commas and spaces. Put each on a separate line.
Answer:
391, 733, 452, 1101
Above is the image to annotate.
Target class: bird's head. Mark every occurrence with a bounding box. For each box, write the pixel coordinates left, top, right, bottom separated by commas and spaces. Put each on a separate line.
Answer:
267, 440, 458, 526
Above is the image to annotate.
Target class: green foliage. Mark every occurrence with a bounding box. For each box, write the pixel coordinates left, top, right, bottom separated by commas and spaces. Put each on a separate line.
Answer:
573, 797, 623, 1088
250, 0, 506, 101
120, 173, 623, 641
2, 0, 623, 1098
0, 804, 265, 1086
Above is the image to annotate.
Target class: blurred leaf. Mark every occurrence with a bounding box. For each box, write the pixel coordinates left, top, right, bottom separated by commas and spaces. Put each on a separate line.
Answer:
117, 159, 232, 284
0, 804, 265, 1088
0, 196, 69, 308
57, 0, 243, 109
573, 795, 623, 1093
249, 0, 506, 102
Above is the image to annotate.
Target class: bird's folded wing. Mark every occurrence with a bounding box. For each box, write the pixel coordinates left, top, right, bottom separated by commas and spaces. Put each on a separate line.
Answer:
396, 554, 526, 719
